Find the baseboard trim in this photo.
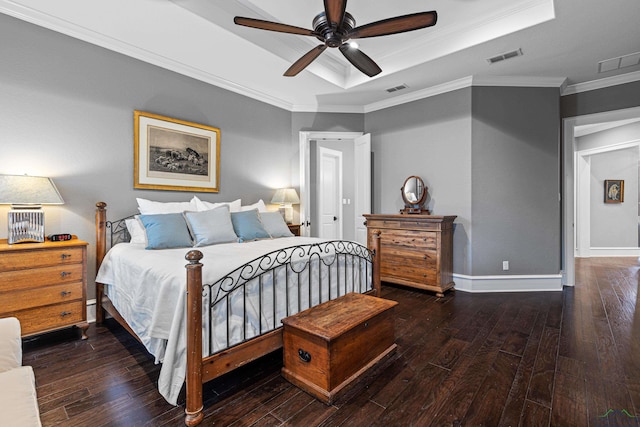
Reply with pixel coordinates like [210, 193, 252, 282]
[87, 298, 96, 324]
[452, 273, 563, 293]
[584, 247, 640, 257]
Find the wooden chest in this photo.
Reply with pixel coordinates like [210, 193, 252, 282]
[281, 293, 397, 404]
[364, 214, 456, 297]
[0, 238, 89, 338]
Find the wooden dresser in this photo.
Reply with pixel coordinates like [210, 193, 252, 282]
[364, 214, 456, 297]
[0, 238, 89, 339]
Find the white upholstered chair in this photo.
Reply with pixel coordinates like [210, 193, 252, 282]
[0, 317, 42, 427]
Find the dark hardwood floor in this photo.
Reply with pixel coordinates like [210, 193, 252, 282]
[23, 257, 640, 426]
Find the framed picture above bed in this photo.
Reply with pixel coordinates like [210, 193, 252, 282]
[134, 110, 220, 193]
[604, 179, 624, 203]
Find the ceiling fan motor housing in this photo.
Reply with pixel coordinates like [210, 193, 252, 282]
[313, 12, 355, 48]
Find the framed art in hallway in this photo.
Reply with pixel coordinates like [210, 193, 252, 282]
[134, 110, 220, 192]
[604, 179, 624, 203]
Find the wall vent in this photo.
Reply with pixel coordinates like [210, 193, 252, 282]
[386, 84, 409, 93]
[598, 51, 640, 73]
[487, 48, 523, 64]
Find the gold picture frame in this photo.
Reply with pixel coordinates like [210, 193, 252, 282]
[134, 111, 220, 193]
[604, 179, 624, 203]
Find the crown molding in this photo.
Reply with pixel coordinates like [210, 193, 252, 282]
[362, 76, 474, 113]
[472, 75, 566, 88]
[561, 70, 640, 96]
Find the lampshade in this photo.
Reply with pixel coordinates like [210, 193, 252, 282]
[271, 188, 300, 205]
[0, 175, 64, 205]
[0, 174, 64, 244]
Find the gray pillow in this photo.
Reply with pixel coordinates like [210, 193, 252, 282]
[183, 205, 238, 247]
[230, 209, 271, 242]
[260, 212, 294, 238]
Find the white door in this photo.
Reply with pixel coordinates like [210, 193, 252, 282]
[354, 134, 371, 245]
[318, 147, 343, 239]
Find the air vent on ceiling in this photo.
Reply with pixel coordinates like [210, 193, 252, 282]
[598, 51, 640, 73]
[386, 84, 409, 93]
[487, 48, 523, 64]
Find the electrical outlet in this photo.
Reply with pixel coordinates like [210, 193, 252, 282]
[502, 261, 509, 271]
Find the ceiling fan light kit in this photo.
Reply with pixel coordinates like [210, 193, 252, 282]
[234, 0, 437, 77]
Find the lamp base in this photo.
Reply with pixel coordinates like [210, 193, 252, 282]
[8, 209, 45, 244]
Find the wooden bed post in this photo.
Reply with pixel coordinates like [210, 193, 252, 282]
[372, 231, 382, 296]
[95, 202, 107, 324]
[185, 250, 204, 426]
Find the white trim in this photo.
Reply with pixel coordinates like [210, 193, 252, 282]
[584, 248, 640, 257]
[452, 273, 563, 293]
[299, 131, 364, 237]
[363, 77, 473, 113]
[472, 75, 566, 88]
[577, 139, 640, 156]
[561, 70, 640, 96]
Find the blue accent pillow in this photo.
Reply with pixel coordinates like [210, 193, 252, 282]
[183, 205, 238, 247]
[230, 209, 271, 242]
[139, 213, 193, 249]
[260, 212, 294, 238]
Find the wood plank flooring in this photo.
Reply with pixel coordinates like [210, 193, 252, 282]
[23, 257, 640, 426]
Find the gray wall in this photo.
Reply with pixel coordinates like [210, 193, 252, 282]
[589, 147, 638, 247]
[365, 88, 473, 275]
[471, 86, 561, 276]
[561, 81, 640, 119]
[0, 14, 294, 298]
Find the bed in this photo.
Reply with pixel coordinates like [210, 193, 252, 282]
[94, 201, 381, 426]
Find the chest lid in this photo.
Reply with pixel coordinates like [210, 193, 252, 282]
[282, 293, 397, 341]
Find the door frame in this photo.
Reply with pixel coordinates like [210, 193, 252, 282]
[299, 131, 364, 237]
[562, 105, 640, 286]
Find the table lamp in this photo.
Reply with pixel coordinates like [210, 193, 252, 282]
[0, 174, 65, 244]
[271, 188, 300, 224]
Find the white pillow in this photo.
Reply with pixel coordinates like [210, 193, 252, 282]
[240, 199, 267, 213]
[125, 216, 147, 245]
[136, 198, 197, 215]
[192, 196, 241, 213]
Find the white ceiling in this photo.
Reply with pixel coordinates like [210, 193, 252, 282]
[1, 0, 639, 112]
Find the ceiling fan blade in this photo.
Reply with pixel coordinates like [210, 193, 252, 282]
[348, 11, 437, 39]
[284, 45, 328, 76]
[339, 44, 382, 77]
[234, 17, 317, 36]
[324, 0, 347, 28]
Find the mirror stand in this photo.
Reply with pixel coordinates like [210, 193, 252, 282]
[400, 175, 430, 215]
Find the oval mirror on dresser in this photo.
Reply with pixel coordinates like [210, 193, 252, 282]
[400, 176, 429, 214]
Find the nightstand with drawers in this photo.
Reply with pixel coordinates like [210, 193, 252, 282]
[0, 237, 89, 339]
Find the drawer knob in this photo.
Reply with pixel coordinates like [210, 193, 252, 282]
[364, 321, 369, 328]
[61, 253, 72, 260]
[298, 349, 312, 363]
[60, 271, 72, 278]
[60, 311, 72, 317]
[61, 290, 72, 297]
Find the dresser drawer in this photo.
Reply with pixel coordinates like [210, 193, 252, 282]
[0, 264, 84, 292]
[367, 218, 444, 232]
[378, 229, 437, 250]
[13, 301, 84, 336]
[0, 281, 83, 313]
[0, 247, 84, 271]
[380, 255, 437, 283]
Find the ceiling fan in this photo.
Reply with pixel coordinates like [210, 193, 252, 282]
[234, 0, 437, 77]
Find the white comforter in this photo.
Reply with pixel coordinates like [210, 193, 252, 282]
[95, 237, 368, 405]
